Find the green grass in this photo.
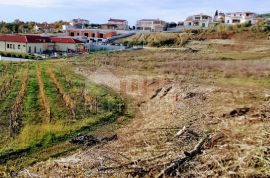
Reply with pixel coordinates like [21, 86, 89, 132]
[22, 65, 41, 125]
[0, 61, 126, 176]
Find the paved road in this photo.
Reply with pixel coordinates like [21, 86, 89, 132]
[0, 56, 33, 62]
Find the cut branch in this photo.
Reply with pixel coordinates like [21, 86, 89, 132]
[155, 134, 210, 178]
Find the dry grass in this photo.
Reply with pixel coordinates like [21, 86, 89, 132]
[117, 33, 192, 47]
[17, 35, 270, 178]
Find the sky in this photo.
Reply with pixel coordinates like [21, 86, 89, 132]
[0, 0, 269, 25]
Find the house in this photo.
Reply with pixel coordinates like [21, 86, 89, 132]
[70, 18, 90, 28]
[225, 12, 257, 25]
[102, 18, 129, 30]
[136, 19, 166, 32]
[184, 14, 213, 28]
[267, 18, 270, 26]
[66, 29, 117, 42]
[213, 10, 225, 23]
[0, 35, 86, 54]
[34, 23, 55, 32]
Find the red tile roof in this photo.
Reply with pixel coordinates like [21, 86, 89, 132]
[49, 37, 83, 43]
[0, 35, 83, 44]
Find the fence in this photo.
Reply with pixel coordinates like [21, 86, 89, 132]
[88, 43, 126, 52]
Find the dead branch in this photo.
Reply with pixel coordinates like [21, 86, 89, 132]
[98, 152, 168, 172]
[175, 126, 187, 137]
[150, 88, 162, 100]
[155, 134, 210, 178]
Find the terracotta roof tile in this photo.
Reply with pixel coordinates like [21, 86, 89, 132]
[0, 35, 83, 44]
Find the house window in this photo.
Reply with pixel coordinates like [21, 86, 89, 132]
[232, 19, 240, 23]
[18, 45, 21, 49]
[34, 46, 37, 53]
[13, 44, 15, 49]
[29, 47, 31, 53]
[84, 33, 89, 37]
[7, 44, 9, 48]
[77, 33, 80, 36]
[227, 20, 230, 24]
[70, 32, 75, 36]
[189, 22, 192, 26]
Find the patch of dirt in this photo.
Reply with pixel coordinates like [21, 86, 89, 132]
[18, 46, 270, 177]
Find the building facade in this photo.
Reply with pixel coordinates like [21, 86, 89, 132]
[70, 18, 90, 26]
[213, 11, 225, 23]
[184, 14, 213, 28]
[34, 23, 55, 32]
[66, 29, 117, 42]
[225, 12, 257, 25]
[0, 35, 86, 54]
[136, 19, 166, 32]
[102, 18, 129, 30]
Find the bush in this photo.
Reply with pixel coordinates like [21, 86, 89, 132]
[0, 51, 37, 59]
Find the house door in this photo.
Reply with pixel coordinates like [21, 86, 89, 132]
[202, 23, 206, 28]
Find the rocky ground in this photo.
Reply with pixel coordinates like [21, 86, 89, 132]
[19, 39, 270, 178]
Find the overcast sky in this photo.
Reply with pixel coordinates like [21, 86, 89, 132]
[0, 0, 269, 25]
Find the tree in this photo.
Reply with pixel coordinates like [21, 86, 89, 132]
[0, 26, 11, 33]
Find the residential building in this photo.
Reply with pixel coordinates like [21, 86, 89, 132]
[184, 14, 213, 28]
[70, 18, 90, 28]
[102, 18, 129, 30]
[34, 23, 55, 32]
[225, 12, 257, 25]
[0, 35, 86, 54]
[213, 11, 225, 23]
[267, 18, 270, 26]
[66, 29, 117, 42]
[136, 19, 166, 32]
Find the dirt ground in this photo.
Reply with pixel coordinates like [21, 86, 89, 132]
[19, 39, 270, 177]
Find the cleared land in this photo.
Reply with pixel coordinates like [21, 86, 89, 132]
[1, 31, 270, 177]
[16, 31, 270, 178]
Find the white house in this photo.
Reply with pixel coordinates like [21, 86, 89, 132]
[101, 18, 129, 30]
[225, 12, 257, 25]
[70, 18, 90, 28]
[0, 35, 86, 54]
[136, 19, 166, 32]
[213, 11, 226, 23]
[184, 14, 213, 28]
[34, 23, 55, 32]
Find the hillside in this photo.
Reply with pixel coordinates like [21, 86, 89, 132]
[16, 33, 270, 177]
[117, 30, 269, 48]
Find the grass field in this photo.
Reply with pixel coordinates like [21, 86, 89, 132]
[0, 61, 125, 176]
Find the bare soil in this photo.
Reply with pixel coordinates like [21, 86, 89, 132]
[19, 38, 270, 178]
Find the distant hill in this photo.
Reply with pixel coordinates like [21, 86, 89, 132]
[258, 13, 270, 18]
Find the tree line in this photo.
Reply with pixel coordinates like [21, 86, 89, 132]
[0, 19, 69, 34]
